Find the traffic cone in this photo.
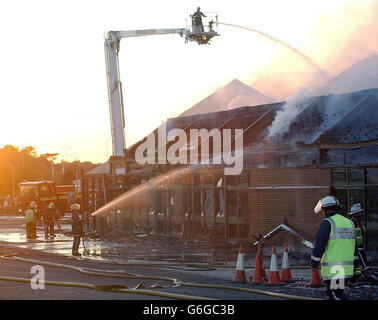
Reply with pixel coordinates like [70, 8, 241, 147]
[262, 263, 267, 280]
[268, 245, 281, 285]
[310, 267, 322, 287]
[281, 243, 292, 281]
[251, 244, 264, 284]
[234, 245, 247, 283]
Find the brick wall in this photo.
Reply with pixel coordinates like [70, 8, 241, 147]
[248, 168, 331, 244]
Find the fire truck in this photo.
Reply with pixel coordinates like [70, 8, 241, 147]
[17, 181, 82, 216]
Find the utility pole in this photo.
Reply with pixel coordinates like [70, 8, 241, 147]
[75, 157, 79, 181]
[11, 165, 15, 200]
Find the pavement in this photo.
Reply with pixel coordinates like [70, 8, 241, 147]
[0, 214, 376, 300]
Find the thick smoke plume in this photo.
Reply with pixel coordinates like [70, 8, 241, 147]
[265, 0, 378, 141]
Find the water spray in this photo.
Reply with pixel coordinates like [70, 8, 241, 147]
[91, 167, 193, 218]
[218, 22, 328, 76]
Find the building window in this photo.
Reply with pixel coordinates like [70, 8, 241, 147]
[366, 187, 378, 223]
[332, 168, 347, 185]
[349, 168, 364, 185]
[39, 185, 49, 197]
[348, 189, 365, 212]
[366, 168, 378, 185]
[333, 189, 348, 216]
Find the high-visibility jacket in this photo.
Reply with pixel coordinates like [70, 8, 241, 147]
[350, 217, 365, 247]
[321, 214, 356, 280]
[25, 209, 35, 224]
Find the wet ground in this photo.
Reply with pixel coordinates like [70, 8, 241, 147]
[0, 214, 377, 300]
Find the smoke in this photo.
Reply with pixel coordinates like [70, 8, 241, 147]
[267, 85, 371, 144]
[265, 68, 328, 141]
[238, 1, 378, 102]
[318, 0, 378, 76]
[266, 87, 313, 141]
[265, 0, 378, 142]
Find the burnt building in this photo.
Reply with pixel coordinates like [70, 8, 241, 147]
[83, 88, 378, 248]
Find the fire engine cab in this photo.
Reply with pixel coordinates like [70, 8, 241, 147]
[18, 181, 82, 215]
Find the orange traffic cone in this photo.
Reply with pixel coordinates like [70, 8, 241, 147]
[234, 245, 247, 283]
[251, 244, 264, 284]
[268, 245, 281, 285]
[262, 263, 267, 281]
[281, 243, 292, 281]
[310, 267, 322, 287]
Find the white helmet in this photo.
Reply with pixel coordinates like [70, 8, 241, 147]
[349, 203, 363, 216]
[314, 196, 340, 214]
[70, 203, 80, 211]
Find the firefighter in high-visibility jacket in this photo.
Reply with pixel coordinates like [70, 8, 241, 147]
[349, 203, 369, 279]
[311, 196, 359, 300]
[25, 202, 37, 239]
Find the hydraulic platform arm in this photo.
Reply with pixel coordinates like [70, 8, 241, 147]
[104, 28, 189, 158]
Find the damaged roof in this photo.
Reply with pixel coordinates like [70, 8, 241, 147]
[319, 92, 378, 143]
[125, 88, 378, 169]
[273, 88, 378, 145]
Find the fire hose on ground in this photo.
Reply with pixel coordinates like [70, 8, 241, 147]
[0, 253, 320, 300]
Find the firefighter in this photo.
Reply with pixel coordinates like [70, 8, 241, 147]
[71, 203, 83, 256]
[25, 202, 37, 239]
[311, 196, 359, 300]
[349, 203, 369, 279]
[43, 202, 59, 238]
[191, 7, 206, 33]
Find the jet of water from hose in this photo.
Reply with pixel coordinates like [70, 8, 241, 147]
[219, 22, 328, 77]
[91, 167, 193, 218]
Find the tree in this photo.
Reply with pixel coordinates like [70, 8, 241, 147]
[0, 145, 98, 196]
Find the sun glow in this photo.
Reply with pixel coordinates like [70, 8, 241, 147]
[0, 0, 376, 163]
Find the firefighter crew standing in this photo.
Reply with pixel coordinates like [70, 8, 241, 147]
[349, 203, 369, 277]
[311, 196, 359, 300]
[71, 203, 83, 256]
[25, 202, 37, 239]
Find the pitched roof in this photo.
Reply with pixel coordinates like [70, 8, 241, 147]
[86, 161, 110, 175]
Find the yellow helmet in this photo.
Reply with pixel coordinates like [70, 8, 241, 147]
[70, 203, 80, 211]
[48, 202, 55, 209]
[30, 202, 37, 208]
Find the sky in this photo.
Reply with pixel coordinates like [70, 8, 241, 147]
[0, 0, 377, 164]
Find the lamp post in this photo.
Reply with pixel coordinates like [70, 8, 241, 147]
[11, 165, 15, 200]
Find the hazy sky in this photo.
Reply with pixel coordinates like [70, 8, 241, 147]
[0, 0, 376, 163]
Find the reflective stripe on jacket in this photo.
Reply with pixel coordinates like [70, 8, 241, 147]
[321, 214, 355, 280]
